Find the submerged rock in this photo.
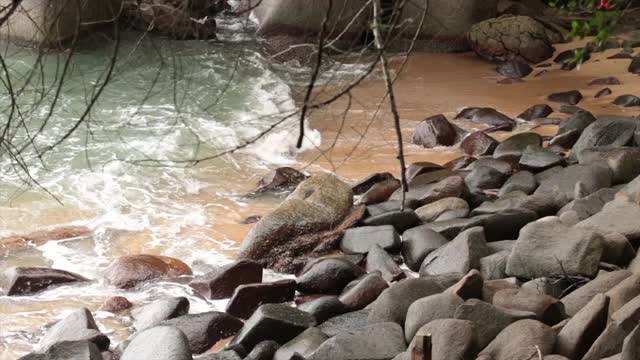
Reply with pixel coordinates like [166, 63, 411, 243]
[517, 104, 553, 121]
[613, 95, 640, 107]
[0, 267, 88, 296]
[460, 131, 499, 157]
[256, 167, 308, 193]
[496, 60, 533, 78]
[104, 254, 192, 289]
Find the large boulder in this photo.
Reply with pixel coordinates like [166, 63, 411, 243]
[161, 312, 243, 354]
[577, 147, 640, 185]
[104, 254, 192, 289]
[226, 280, 296, 319]
[468, 15, 555, 63]
[239, 174, 353, 269]
[367, 278, 445, 326]
[189, 260, 262, 300]
[404, 293, 464, 342]
[577, 198, 640, 244]
[0, 267, 87, 296]
[132, 297, 190, 331]
[20, 341, 102, 360]
[534, 164, 612, 205]
[419, 227, 490, 276]
[561, 270, 632, 317]
[570, 116, 638, 161]
[392, 0, 497, 52]
[506, 217, 604, 279]
[555, 294, 609, 359]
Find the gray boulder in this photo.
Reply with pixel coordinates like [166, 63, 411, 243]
[499, 170, 538, 196]
[161, 312, 243, 354]
[239, 174, 353, 268]
[38, 308, 109, 353]
[273, 328, 328, 360]
[578, 147, 640, 184]
[561, 270, 632, 316]
[367, 278, 445, 326]
[0, 267, 87, 296]
[401, 226, 449, 271]
[308, 322, 406, 360]
[121, 326, 191, 360]
[19, 341, 102, 360]
[571, 116, 638, 161]
[556, 294, 609, 359]
[480, 251, 510, 280]
[577, 198, 640, 244]
[414, 197, 469, 223]
[534, 164, 612, 205]
[479, 320, 556, 360]
[419, 227, 490, 276]
[318, 309, 370, 337]
[340, 226, 400, 254]
[557, 187, 618, 221]
[408, 319, 477, 360]
[493, 132, 543, 159]
[132, 297, 190, 331]
[506, 217, 604, 279]
[404, 293, 464, 342]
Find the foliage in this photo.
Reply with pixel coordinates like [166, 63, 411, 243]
[547, 0, 622, 64]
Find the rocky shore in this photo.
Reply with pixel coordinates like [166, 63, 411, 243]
[5, 74, 640, 358]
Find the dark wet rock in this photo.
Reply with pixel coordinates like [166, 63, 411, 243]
[308, 322, 406, 360]
[493, 288, 566, 325]
[577, 197, 640, 244]
[256, 167, 308, 193]
[340, 225, 400, 254]
[556, 294, 609, 359]
[472, 190, 560, 217]
[318, 309, 370, 337]
[596, 88, 613, 98]
[161, 312, 243, 354]
[226, 280, 296, 319]
[455, 107, 516, 130]
[461, 131, 499, 157]
[104, 254, 192, 289]
[407, 169, 453, 187]
[367, 278, 445, 326]
[480, 251, 509, 280]
[465, 166, 508, 191]
[132, 297, 190, 331]
[443, 156, 476, 171]
[273, 328, 327, 360]
[391, 175, 467, 208]
[559, 104, 587, 115]
[614, 94, 640, 107]
[401, 226, 449, 271]
[100, 296, 132, 313]
[444, 269, 483, 300]
[404, 293, 464, 342]
[609, 51, 634, 59]
[455, 298, 535, 349]
[493, 132, 543, 160]
[629, 57, 640, 74]
[239, 174, 353, 270]
[506, 217, 604, 279]
[480, 208, 539, 241]
[365, 244, 406, 283]
[578, 147, 640, 184]
[548, 90, 583, 105]
[467, 15, 555, 63]
[589, 76, 621, 86]
[419, 227, 490, 276]
[571, 116, 638, 160]
[535, 164, 612, 204]
[464, 191, 499, 209]
[358, 178, 401, 206]
[244, 340, 280, 360]
[582, 322, 630, 360]
[126, 0, 219, 40]
[406, 319, 476, 360]
[366, 200, 421, 217]
[479, 319, 556, 360]
[499, 170, 537, 196]
[298, 296, 347, 324]
[297, 258, 364, 295]
[414, 197, 469, 223]
[37, 308, 110, 352]
[189, 260, 262, 300]
[411, 114, 465, 148]
[496, 60, 533, 78]
[241, 215, 262, 224]
[517, 104, 553, 121]
[419, 217, 486, 240]
[405, 162, 445, 183]
[519, 145, 565, 172]
[352, 173, 396, 195]
[561, 270, 631, 316]
[229, 304, 316, 352]
[361, 209, 421, 233]
[0, 267, 88, 296]
[551, 111, 597, 149]
[468, 157, 515, 176]
[120, 326, 191, 360]
[554, 48, 585, 64]
[339, 272, 388, 311]
[20, 341, 102, 360]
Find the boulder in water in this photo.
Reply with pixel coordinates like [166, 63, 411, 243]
[0, 267, 88, 296]
[411, 114, 465, 148]
[256, 167, 308, 193]
[104, 254, 192, 289]
[238, 174, 353, 270]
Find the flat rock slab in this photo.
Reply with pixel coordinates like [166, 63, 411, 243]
[340, 225, 400, 254]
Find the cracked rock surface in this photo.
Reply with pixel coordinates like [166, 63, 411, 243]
[467, 15, 555, 64]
